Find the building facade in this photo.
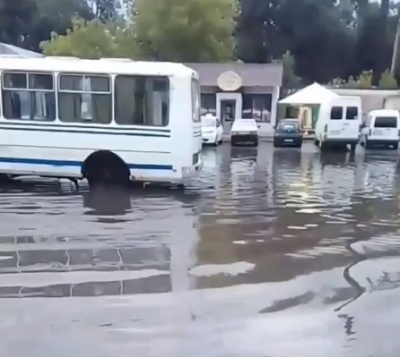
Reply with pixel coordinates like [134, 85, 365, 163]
[187, 62, 283, 135]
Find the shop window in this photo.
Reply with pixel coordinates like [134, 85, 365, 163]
[200, 93, 216, 116]
[242, 93, 272, 122]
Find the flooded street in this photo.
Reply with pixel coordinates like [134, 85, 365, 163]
[1, 142, 400, 356]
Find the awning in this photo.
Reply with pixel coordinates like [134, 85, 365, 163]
[279, 82, 339, 105]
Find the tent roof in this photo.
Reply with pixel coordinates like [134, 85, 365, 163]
[0, 43, 43, 58]
[279, 82, 339, 105]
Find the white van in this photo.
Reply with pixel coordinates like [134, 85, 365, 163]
[201, 114, 223, 145]
[315, 96, 362, 151]
[360, 109, 400, 149]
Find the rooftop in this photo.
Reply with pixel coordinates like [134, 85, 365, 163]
[186, 62, 283, 87]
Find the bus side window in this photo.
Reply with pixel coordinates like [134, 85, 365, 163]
[58, 74, 112, 124]
[2, 71, 56, 121]
[114, 75, 169, 127]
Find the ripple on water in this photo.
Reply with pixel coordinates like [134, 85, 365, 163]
[0, 144, 400, 355]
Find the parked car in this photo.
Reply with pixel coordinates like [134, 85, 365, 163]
[201, 114, 223, 145]
[231, 118, 259, 146]
[273, 119, 303, 148]
[360, 109, 400, 150]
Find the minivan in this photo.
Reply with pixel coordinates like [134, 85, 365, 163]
[360, 109, 400, 150]
[314, 96, 362, 151]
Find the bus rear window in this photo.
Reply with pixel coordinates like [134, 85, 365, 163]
[330, 106, 343, 120]
[374, 116, 398, 128]
[346, 106, 358, 120]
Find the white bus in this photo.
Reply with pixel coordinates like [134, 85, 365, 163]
[0, 57, 202, 186]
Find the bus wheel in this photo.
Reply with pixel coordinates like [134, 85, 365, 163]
[82, 150, 130, 188]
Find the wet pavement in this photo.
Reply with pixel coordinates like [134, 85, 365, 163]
[1, 142, 400, 356]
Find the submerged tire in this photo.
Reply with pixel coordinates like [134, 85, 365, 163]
[82, 150, 130, 188]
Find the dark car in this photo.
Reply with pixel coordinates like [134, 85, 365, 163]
[273, 119, 303, 148]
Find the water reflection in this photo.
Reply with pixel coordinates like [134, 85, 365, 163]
[1, 143, 400, 355]
[0, 186, 201, 297]
[83, 187, 131, 216]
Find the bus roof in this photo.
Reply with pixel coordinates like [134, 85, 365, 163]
[0, 56, 197, 77]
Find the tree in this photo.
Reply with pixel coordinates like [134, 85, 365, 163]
[131, 0, 238, 62]
[0, 0, 38, 47]
[24, 0, 93, 51]
[236, 0, 280, 63]
[282, 50, 301, 89]
[358, 70, 373, 88]
[275, 0, 355, 83]
[40, 17, 136, 58]
[379, 69, 398, 89]
[94, 0, 116, 21]
[235, 0, 356, 83]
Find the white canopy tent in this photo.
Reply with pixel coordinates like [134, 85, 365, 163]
[0, 43, 43, 58]
[279, 82, 339, 105]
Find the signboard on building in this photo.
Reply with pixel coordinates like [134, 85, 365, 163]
[217, 71, 242, 91]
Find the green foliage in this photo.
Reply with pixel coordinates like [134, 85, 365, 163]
[95, 0, 116, 21]
[40, 16, 139, 59]
[40, 0, 237, 62]
[131, 0, 238, 62]
[282, 51, 301, 89]
[36, 0, 93, 25]
[2, 0, 400, 87]
[40, 17, 123, 58]
[330, 69, 400, 89]
[0, 0, 38, 47]
[330, 71, 372, 89]
[378, 69, 398, 89]
[358, 70, 373, 89]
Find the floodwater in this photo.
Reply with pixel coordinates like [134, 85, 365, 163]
[1, 142, 400, 356]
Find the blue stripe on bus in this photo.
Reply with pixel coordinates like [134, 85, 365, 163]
[0, 121, 171, 133]
[0, 126, 171, 137]
[0, 157, 173, 170]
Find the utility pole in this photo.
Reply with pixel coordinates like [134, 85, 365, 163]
[390, 16, 400, 74]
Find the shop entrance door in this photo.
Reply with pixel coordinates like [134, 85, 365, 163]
[217, 93, 242, 134]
